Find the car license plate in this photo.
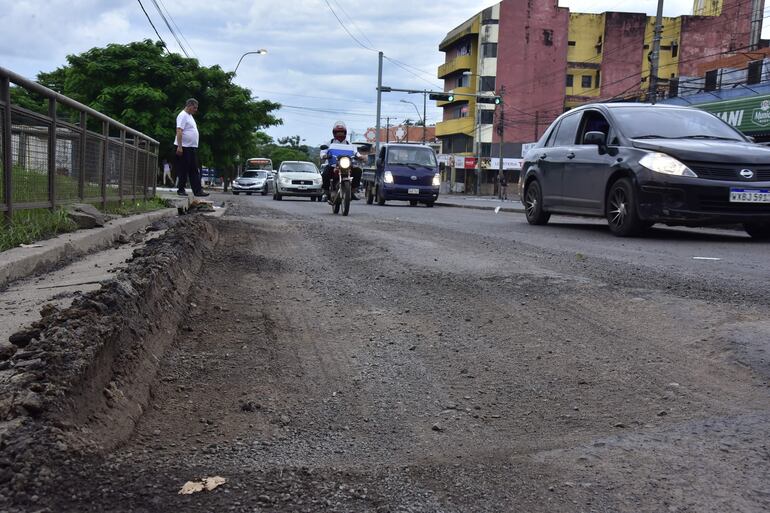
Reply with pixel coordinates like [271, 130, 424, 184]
[730, 188, 770, 203]
[408, 188, 419, 195]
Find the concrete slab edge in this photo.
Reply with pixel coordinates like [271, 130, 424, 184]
[0, 208, 178, 289]
[435, 201, 525, 214]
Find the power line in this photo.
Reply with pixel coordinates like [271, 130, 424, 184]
[323, 0, 377, 52]
[156, 0, 197, 58]
[149, 0, 189, 57]
[136, 0, 169, 52]
[331, 0, 376, 50]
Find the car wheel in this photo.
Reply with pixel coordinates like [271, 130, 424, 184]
[425, 201, 434, 208]
[743, 222, 770, 240]
[606, 178, 646, 237]
[524, 180, 550, 225]
[376, 185, 386, 206]
[409, 200, 418, 206]
[261, 186, 267, 196]
[232, 191, 239, 195]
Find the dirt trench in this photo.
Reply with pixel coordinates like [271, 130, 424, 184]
[2, 203, 770, 512]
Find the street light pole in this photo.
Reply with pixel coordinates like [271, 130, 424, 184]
[234, 49, 268, 75]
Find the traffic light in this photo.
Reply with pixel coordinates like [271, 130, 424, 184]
[429, 92, 455, 102]
[477, 96, 502, 104]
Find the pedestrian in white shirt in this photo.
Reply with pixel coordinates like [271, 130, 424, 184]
[174, 98, 208, 197]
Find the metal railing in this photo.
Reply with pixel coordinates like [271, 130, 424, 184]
[1, 66, 159, 221]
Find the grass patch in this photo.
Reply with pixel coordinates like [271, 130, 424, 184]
[103, 197, 170, 216]
[0, 197, 169, 253]
[0, 208, 77, 252]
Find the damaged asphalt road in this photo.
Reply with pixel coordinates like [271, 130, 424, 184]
[2, 198, 770, 512]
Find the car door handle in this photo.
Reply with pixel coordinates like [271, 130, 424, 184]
[567, 152, 576, 159]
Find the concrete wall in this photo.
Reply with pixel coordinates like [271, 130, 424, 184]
[496, 0, 570, 144]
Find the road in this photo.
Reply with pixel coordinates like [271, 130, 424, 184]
[18, 193, 770, 512]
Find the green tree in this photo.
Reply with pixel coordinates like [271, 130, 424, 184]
[27, 40, 282, 185]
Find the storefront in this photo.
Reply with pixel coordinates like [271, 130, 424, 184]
[694, 94, 770, 143]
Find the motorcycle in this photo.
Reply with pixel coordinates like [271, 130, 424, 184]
[322, 143, 360, 216]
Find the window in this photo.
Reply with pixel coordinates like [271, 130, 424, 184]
[482, 43, 498, 58]
[577, 111, 610, 144]
[543, 29, 553, 46]
[566, 74, 574, 87]
[704, 69, 718, 91]
[480, 110, 495, 124]
[595, 70, 600, 88]
[481, 7, 498, 25]
[568, 41, 576, 46]
[671, 42, 678, 57]
[581, 75, 592, 88]
[480, 143, 492, 158]
[748, 60, 762, 85]
[480, 76, 496, 92]
[551, 114, 581, 147]
[457, 74, 470, 88]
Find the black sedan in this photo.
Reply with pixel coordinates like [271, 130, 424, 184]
[519, 103, 770, 238]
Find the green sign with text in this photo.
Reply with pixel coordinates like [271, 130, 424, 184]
[696, 94, 770, 135]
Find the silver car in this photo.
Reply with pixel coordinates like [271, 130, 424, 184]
[232, 170, 274, 195]
[273, 161, 323, 201]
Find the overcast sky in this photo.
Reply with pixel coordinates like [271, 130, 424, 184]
[2, 0, 767, 146]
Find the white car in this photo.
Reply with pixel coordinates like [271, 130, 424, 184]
[232, 170, 274, 195]
[273, 161, 323, 201]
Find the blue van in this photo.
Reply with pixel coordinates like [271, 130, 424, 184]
[362, 143, 442, 207]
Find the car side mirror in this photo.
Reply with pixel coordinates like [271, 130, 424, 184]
[439, 162, 446, 172]
[320, 145, 329, 150]
[584, 131, 606, 146]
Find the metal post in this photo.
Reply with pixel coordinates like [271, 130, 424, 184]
[101, 121, 108, 210]
[422, 90, 427, 144]
[78, 112, 86, 200]
[474, 96, 480, 196]
[48, 97, 57, 211]
[132, 135, 138, 200]
[119, 128, 125, 204]
[497, 101, 504, 198]
[375, 51, 383, 155]
[386, 117, 390, 144]
[648, 0, 664, 104]
[1, 76, 12, 222]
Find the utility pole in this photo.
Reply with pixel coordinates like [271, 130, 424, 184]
[497, 86, 505, 196]
[422, 90, 427, 144]
[376, 51, 383, 155]
[386, 117, 391, 144]
[648, 0, 664, 104]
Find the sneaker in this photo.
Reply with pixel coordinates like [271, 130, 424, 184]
[177, 191, 187, 196]
[194, 192, 210, 197]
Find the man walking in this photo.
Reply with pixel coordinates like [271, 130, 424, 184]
[174, 98, 208, 197]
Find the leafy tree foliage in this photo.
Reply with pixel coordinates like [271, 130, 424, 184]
[252, 134, 315, 169]
[15, 40, 281, 178]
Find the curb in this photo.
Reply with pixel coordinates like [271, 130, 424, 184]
[435, 201, 525, 214]
[0, 208, 179, 289]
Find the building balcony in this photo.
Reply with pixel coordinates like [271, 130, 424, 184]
[435, 117, 475, 137]
[438, 55, 474, 79]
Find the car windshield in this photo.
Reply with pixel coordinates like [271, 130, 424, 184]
[280, 163, 318, 173]
[241, 171, 266, 178]
[611, 107, 745, 141]
[386, 148, 437, 167]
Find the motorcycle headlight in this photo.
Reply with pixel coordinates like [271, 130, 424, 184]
[639, 152, 697, 177]
[384, 171, 394, 184]
[432, 173, 440, 186]
[339, 156, 352, 170]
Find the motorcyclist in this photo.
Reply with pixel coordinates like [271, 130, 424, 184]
[320, 121, 362, 201]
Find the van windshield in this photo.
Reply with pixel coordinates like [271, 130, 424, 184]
[387, 147, 437, 167]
